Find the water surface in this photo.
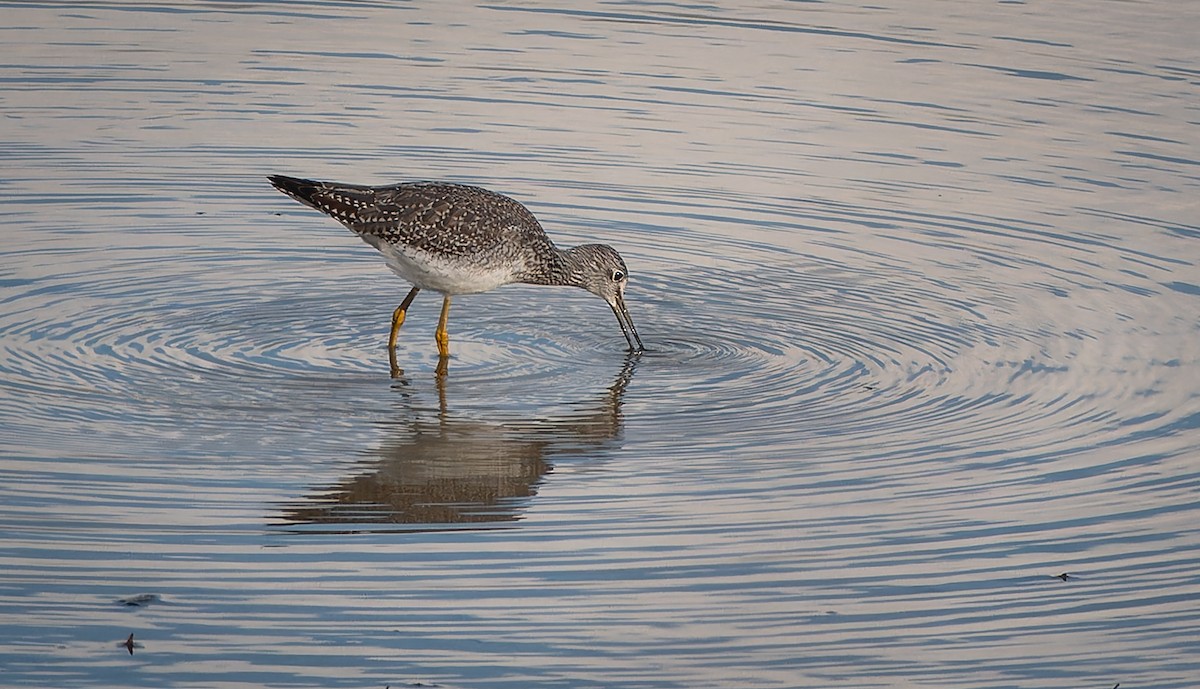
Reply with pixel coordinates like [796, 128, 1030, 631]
[1, 1, 1198, 687]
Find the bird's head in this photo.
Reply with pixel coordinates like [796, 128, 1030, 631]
[566, 244, 644, 352]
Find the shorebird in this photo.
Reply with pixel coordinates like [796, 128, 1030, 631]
[268, 175, 643, 373]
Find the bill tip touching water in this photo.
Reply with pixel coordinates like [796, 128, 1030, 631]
[267, 174, 644, 374]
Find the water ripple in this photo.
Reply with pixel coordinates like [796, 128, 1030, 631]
[2, 1, 1198, 684]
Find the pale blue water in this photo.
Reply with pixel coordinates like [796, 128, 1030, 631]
[1, 2, 1197, 687]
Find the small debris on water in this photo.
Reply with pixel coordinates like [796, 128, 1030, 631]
[117, 593, 160, 607]
[120, 633, 142, 655]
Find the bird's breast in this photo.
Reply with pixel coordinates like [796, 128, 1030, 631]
[375, 242, 522, 295]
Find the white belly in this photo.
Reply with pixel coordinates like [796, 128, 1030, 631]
[377, 243, 521, 295]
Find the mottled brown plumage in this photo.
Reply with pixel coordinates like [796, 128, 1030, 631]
[272, 177, 551, 263]
[268, 174, 644, 367]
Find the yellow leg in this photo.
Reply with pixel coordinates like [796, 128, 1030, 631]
[388, 286, 420, 378]
[435, 355, 449, 379]
[388, 287, 421, 350]
[435, 295, 452, 359]
[388, 306, 405, 350]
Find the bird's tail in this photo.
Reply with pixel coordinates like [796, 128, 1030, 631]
[267, 174, 323, 207]
[267, 175, 377, 224]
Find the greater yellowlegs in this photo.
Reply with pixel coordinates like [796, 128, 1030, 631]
[268, 175, 643, 371]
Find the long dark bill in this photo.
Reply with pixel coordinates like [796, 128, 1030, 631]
[610, 292, 645, 353]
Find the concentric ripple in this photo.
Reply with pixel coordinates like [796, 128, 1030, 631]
[576, 188, 1198, 481]
[2, 187, 1189, 472]
[2, 0, 1198, 686]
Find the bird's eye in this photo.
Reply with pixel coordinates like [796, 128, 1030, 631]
[611, 269, 625, 282]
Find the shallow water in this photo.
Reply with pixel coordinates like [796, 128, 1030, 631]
[2, 1, 1198, 687]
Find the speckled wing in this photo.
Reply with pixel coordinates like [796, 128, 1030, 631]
[364, 183, 548, 257]
[268, 175, 549, 258]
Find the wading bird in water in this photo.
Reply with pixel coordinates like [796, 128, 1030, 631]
[269, 175, 643, 375]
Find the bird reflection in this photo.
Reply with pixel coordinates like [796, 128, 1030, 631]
[278, 356, 637, 532]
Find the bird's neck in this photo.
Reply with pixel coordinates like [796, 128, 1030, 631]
[523, 244, 587, 288]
